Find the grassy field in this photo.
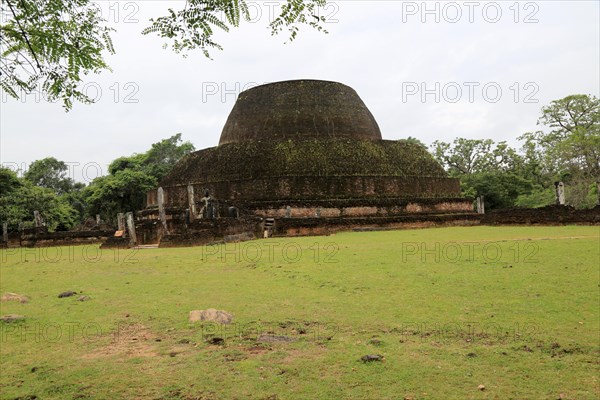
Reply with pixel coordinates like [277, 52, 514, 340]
[0, 225, 598, 399]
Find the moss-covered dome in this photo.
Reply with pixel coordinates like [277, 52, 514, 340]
[161, 139, 446, 187]
[219, 80, 382, 145]
[157, 80, 460, 202]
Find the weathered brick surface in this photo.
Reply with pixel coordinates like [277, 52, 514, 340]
[154, 176, 463, 208]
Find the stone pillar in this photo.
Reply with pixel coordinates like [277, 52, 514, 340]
[96, 214, 101, 225]
[316, 207, 322, 218]
[157, 187, 169, 234]
[117, 213, 125, 231]
[126, 212, 137, 246]
[476, 196, 485, 214]
[187, 184, 196, 222]
[33, 211, 43, 227]
[285, 206, 291, 218]
[2, 222, 8, 244]
[554, 181, 565, 205]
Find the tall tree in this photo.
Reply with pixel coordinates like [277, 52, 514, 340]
[85, 134, 195, 221]
[0, 171, 79, 231]
[520, 95, 600, 178]
[432, 138, 522, 176]
[0, 167, 22, 195]
[518, 94, 599, 208]
[144, 133, 196, 180]
[84, 169, 157, 223]
[24, 157, 78, 194]
[538, 94, 599, 139]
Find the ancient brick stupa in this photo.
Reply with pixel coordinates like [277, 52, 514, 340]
[140, 80, 474, 245]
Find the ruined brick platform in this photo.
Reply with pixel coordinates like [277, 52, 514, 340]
[138, 80, 477, 246]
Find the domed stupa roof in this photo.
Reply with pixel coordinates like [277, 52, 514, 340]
[158, 79, 459, 202]
[219, 80, 382, 145]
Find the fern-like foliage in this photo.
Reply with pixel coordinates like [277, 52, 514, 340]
[0, 0, 115, 110]
[142, 0, 329, 57]
[0, 0, 330, 109]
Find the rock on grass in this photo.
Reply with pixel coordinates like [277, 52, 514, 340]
[1, 292, 29, 303]
[360, 354, 384, 363]
[189, 309, 233, 324]
[0, 314, 25, 323]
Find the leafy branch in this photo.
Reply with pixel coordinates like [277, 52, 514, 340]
[142, 0, 329, 58]
[0, 0, 115, 110]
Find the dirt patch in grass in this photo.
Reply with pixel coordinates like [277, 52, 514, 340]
[280, 346, 328, 364]
[82, 324, 159, 359]
[246, 345, 271, 355]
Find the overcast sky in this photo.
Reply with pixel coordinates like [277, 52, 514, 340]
[1, 0, 598, 183]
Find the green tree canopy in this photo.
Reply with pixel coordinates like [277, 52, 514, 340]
[538, 94, 600, 139]
[431, 138, 522, 177]
[0, 167, 22, 195]
[0, 177, 79, 231]
[430, 95, 599, 209]
[518, 94, 599, 207]
[460, 172, 533, 210]
[85, 134, 195, 221]
[23, 157, 81, 194]
[84, 169, 157, 222]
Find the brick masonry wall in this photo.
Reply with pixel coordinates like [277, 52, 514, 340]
[250, 199, 473, 218]
[151, 176, 463, 208]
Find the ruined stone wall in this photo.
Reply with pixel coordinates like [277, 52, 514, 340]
[482, 205, 600, 225]
[9, 229, 115, 248]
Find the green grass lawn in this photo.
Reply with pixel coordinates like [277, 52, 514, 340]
[1, 225, 598, 399]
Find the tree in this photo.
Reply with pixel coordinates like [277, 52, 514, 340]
[24, 157, 78, 194]
[84, 133, 195, 221]
[0, 178, 79, 231]
[0, 167, 22, 195]
[514, 187, 556, 209]
[1, 0, 329, 109]
[84, 169, 157, 222]
[431, 138, 522, 176]
[106, 133, 195, 181]
[538, 94, 599, 139]
[518, 94, 600, 208]
[431, 138, 529, 210]
[144, 133, 196, 180]
[521, 95, 600, 177]
[460, 172, 533, 210]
